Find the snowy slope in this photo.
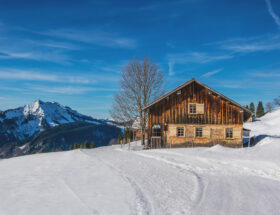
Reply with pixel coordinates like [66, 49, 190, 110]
[0, 142, 280, 215]
[244, 107, 280, 137]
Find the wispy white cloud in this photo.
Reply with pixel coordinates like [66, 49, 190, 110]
[0, 69, 95, 84]
[213, 34, 280, 53]
[0, 50, 70, 64]
[166, 42, 175, 48]
[218, 83, 247, 89]
[253, 73, 280, 77]
[221, 40, 280, 53]
[0, 23, 74, 64]
[139, 0, 190, 11]
[222, 43, 280, 52]
[265, 0, 280, 28]
[0, 22, 131, 65]
[42, 29, 137, 49]
[168, 61, 174, 76]
[249, 68, 280, 77]
[31, 86, 117, 94]
[23, 39, 81, 50]
[167, 52, 233, 65]
[201, 68, 223, 78]
[166, 52, 232, 75]
[0, 68, 120, 84]
[0, 86, 26, 92]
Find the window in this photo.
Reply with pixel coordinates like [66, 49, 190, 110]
[189, 104, 196, 114]
[177, 127, 184, 137]
[195, 128, 203, 137]
[188, 103, 204, 114]
[226, 128, 233, 138]
[152, 125, 161, 137]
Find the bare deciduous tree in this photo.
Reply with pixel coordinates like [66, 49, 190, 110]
[110, 57, 165, 146]
[265, 102, 274, 112]
[273, 97, 280, 107]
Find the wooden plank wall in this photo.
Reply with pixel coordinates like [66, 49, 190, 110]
[149, 82, 243, 126]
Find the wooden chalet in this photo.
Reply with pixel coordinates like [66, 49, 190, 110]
[143, 79, 252, 148]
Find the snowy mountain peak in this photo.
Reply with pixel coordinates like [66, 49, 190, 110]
[0, 100, 103, 143]
[24, 100, 43, 116]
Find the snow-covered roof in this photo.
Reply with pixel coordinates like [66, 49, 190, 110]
[131, 117, 147, 130]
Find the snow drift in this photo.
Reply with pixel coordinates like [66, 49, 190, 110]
[244, 107, 280, 137]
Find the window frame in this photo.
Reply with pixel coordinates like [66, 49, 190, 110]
[189, 103, 197, 114]
[195, 127, 203, 138]
[225, 128, 233, 139]
[152, 125, 161, 137]
[177, 127, 184, 137]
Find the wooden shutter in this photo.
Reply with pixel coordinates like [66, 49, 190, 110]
[233, 128, 241, 139]
[203, 127, 211, 138]
[196, 103, 204, 114]
[169, 126, 177, 137]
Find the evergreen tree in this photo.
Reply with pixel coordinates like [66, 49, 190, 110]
[84, 140, 90, 149]
[128, 130, 133, 141]
[249, 102, 255, 116]
[69, 145, 73, 150]
[90, 141, 95, 148]
[256, 101, 265, 118]
[123, 129, 133, 142]
[73, 143, 79, 149]
[274, 97, 280, 107]
[123, 130, 127, 142]
[118, 132, 123, 144]
[51, 149, 55, 152]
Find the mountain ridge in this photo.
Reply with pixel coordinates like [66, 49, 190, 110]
[0, 100, 121, 158]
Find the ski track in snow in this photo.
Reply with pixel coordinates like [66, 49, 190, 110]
[133, 151, 205, 210]
[1, 140, 280, 215]
[142, 149, 280, 182]
[60, 178, 98, 215]
[81, 150, 153, 215]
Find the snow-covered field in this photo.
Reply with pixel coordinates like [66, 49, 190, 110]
[0, 139, 280, 215]
[0, 109, 280, 215]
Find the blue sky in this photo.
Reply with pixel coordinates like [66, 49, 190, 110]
[0, 0, 280, 118]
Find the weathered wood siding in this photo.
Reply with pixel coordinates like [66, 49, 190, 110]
[148, 81, 243, 126]
[147, 81, 245, 148]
